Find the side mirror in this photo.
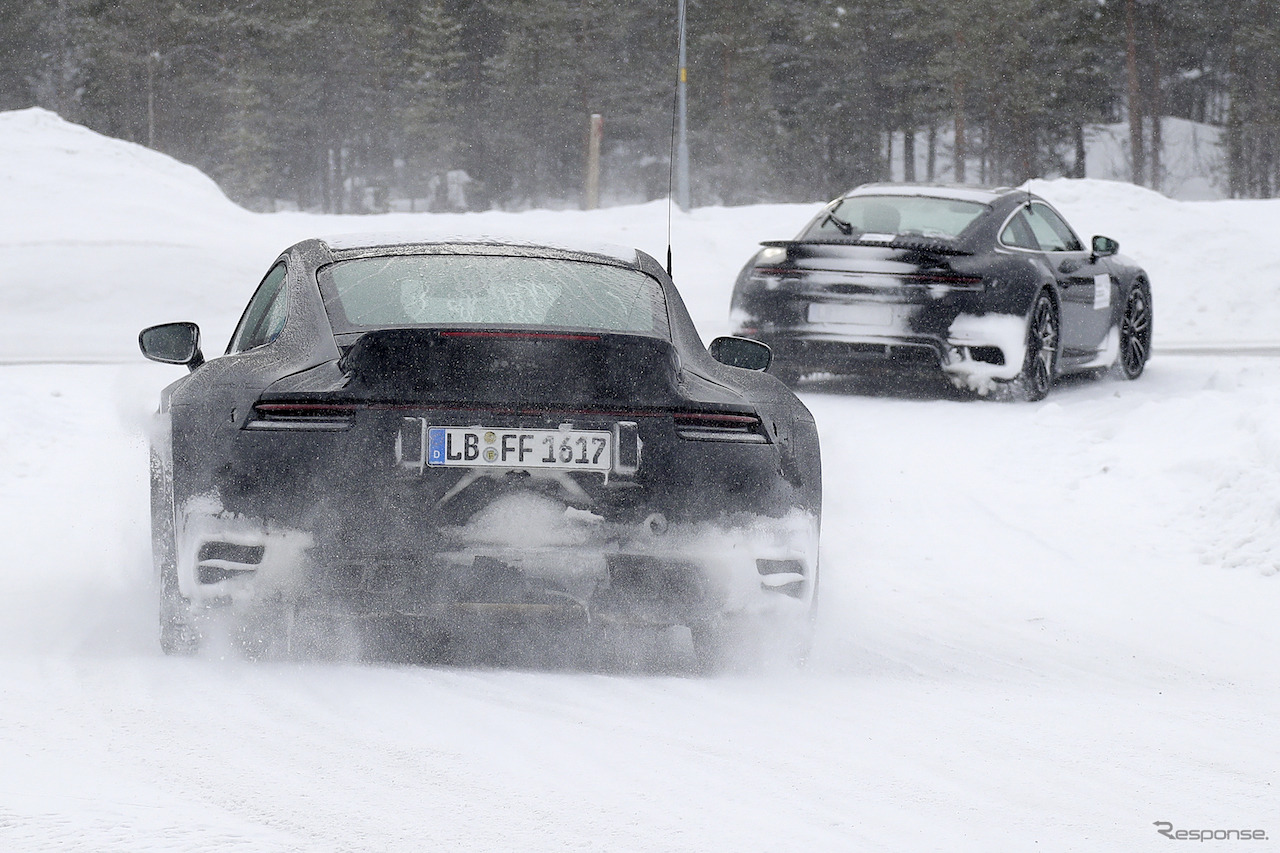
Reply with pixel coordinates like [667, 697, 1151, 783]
[139, 322, 204, 370]
[709, 336, 772, 371]
[1091, 235, 1119, 258]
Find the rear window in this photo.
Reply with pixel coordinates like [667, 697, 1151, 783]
[318, 254, 669, 337]
[805, 195, 988, 240]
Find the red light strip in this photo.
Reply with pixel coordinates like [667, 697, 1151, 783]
[254, 403, 358, 415]
[254, 402, 759, 424]
[438, 331, 602, 341]
[671, 412, 760, 424]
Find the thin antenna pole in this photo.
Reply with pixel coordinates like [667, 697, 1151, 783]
[675, 0, 690, 212]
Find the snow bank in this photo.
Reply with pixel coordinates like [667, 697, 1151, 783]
[0, 107, 249, 244]
[1029, 177, 1280, 346]
[1084, 118, 1226, 201]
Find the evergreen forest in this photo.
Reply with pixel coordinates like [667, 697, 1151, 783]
[3, 0, 1278, 211]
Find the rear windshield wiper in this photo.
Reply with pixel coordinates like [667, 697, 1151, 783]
[821, 209, 856, 236]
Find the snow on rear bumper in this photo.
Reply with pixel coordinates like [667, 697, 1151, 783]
[941, 313, 1027, 393]
[175, 492, 818, 626]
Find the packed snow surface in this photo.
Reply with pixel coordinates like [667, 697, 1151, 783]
[1, 109, 1278, 851]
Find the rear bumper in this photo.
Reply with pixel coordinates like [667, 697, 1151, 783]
[739, 311, 1028, 388]
[168, 402, 819, 629]
[176, 493, 819, 627]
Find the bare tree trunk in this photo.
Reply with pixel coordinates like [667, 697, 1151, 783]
[1149, 3, 1163, 193]
[322, 147, 334, 213]
[953, 30, 967, 183]
[903, 128, 916, 182]
[1126, 0, 1146, 186]
[1073, 124, 1086, 178]
[1226, 38, 1244, 198]
[979, 122, 988, 185]
[1262, 130, 1274, 198]
[927, 124, 937, 182]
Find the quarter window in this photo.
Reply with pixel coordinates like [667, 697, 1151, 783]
[228, 262, 288, 353]
[1000, 211, 1040, 250]
[1024, 203, 1083, 252]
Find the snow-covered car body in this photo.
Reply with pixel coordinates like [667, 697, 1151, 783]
[142, 238, 821, 660]
[730, 184, 1153, 399]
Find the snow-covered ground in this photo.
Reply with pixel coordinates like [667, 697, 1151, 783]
[1, 108, 1278, 850]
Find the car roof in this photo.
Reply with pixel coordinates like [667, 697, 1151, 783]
[317, 234, 643, 267]
[842, 183, 1021, 205]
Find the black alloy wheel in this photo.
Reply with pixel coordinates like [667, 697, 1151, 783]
[1019, 291, 1059, 402]
[1117, 285, 1152, 380]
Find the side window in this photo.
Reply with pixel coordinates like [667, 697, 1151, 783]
[1000, 211, 1039, 250]
[1024, 203, 1083, 252]
[228, 262, 288, 354]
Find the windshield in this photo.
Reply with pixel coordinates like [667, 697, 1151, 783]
[318, 254, 670, 337]
[805, 195, 988, 240]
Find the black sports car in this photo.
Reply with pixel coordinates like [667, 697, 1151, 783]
[141, 238, 821, 667]
[730, 184, 1153, 400]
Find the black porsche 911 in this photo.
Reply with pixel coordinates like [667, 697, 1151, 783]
[141, 238, 821, 668]
[729, 184, 1153, 400]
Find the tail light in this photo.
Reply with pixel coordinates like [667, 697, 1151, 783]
[900, 272, 983, 289]
[247, 401, 771, 447]
[673, 411, 769, 444]
[247, 402, 357, 431]
[750, 266, 801, 291]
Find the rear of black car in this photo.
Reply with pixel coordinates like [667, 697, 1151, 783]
[731, 239, 1001, 378]
[160, 244, 820, 657]
[729, 189, 1033, 386]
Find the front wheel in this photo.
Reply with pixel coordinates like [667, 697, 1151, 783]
[1016, 291, 1059, 402]
[1115, 284, 1153, 380]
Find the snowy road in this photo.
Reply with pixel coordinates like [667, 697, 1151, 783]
[1, 356, 1276, 852]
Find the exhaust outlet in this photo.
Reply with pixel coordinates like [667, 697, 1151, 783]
[644, 513, 669, 536]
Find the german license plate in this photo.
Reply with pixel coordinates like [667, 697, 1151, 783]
[808, 302, 893, 326]
[427, 427, 611, 471]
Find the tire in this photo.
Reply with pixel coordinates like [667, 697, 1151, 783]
[1115, 283, 1152, 380]
[152, 450, 199, 656]
[1016, 290, 1059, 402]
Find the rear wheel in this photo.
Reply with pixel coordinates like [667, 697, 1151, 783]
[153, 479, 200, 656]
[1016, 291, 1059, 402]
[1115, 284, 1152, 379]
[158, 564, 200, 655]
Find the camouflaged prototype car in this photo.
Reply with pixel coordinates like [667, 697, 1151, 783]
[141, 238, 821, 665]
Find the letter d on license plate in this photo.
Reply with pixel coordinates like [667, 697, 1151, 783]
[427, 427, 611, 471]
